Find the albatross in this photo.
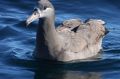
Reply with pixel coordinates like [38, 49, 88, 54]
[26, 0, 109, 62]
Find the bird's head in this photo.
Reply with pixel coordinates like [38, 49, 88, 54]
[26, 0, 54, 26]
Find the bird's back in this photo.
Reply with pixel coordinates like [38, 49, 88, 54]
[55, 19, 106, 61]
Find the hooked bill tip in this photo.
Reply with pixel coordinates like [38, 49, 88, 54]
[26, 20, 30, 27]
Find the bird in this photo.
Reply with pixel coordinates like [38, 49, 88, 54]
[26, 0, 109, 62]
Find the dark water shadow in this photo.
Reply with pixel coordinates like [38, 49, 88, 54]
[5, 56, 120, 71]
[34, 60, 101, 79]
[5, 58, 101, 79]
[3, 54, 120, 79]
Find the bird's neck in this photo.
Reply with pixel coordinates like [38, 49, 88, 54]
[36, 17, 62, 53]
[37, 17, 56, 41]
[43, 17, 61, 45]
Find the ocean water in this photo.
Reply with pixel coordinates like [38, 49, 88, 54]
[0, 0, 120, 79]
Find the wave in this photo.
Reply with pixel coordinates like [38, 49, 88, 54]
[0, 26, 22, 40]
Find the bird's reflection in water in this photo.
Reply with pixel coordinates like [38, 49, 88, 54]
[34, 60, 101, 79]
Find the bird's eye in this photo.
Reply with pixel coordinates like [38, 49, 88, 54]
[34, 12, 37, 15]
[33, 8, 39, 15]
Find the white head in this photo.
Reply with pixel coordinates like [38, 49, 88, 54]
[26, 0, 55, 25]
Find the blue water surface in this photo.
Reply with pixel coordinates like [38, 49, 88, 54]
[0, 0, 120, 79]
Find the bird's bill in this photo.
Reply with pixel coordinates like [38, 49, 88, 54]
[26, 7, 52, 26]
[26, 11, 40, 26]
[26, 8, 41, 25]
